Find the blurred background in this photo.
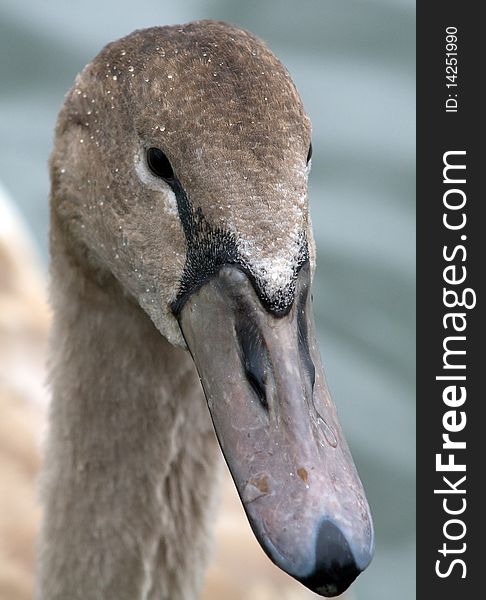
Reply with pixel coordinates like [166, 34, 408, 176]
[0, 1, 415, 599]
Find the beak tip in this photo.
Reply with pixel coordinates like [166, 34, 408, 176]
[298, 519, 371, 597]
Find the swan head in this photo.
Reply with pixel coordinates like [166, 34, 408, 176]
[50, 20, 374, 596]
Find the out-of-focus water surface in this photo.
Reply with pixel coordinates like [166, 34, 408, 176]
[0, 1, 415, 599]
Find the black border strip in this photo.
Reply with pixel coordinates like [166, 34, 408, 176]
[417, 4, 482, 598]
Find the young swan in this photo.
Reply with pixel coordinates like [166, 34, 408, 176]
[37, 20, 374, 600]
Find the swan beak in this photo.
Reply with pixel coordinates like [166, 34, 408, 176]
[178, 262, 374, 597]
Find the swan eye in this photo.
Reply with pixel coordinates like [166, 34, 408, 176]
[306, 142, 313, 164]
[146, 147, 174, 180]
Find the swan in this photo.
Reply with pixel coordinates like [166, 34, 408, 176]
[0, 185, 48, 600]
[36, 20, 374, 600]
[0, 183, 325, 600]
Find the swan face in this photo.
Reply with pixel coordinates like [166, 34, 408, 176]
[51, 20, 313, 345]
[50, 20, 373, 597]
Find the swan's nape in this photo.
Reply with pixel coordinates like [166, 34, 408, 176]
[45, 19, 374, 598]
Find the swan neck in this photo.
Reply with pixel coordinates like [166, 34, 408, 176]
[37, 224, 221, 600]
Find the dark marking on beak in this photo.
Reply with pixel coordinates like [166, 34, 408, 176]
[168, 179, 310, 317]
[235, 318, 270, 412]
[297, 288, 316, 391]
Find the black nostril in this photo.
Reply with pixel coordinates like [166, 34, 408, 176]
[235, 319, 269, 411]
[300, 520, 361, 597]
[245, 368, 268, 410]
[297, 291, 315, 391]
